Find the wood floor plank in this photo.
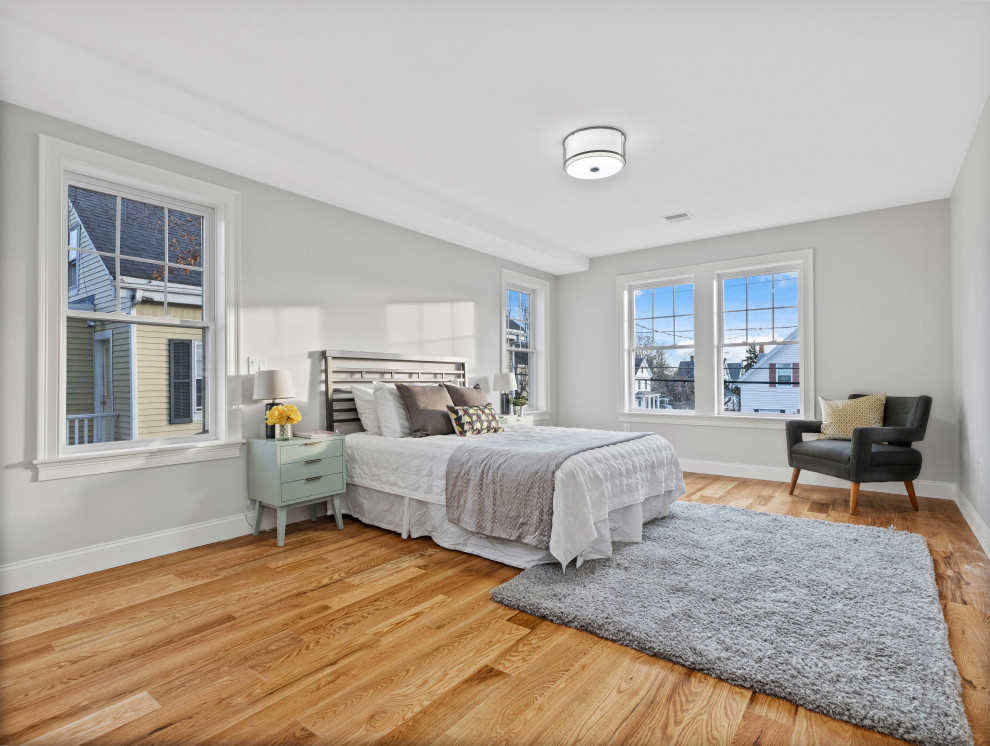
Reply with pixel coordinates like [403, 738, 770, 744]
[23, 691, 160, 746]
[1, 478, 986, 746]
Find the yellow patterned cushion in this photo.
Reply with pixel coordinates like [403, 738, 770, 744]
[818, 393, 886, 440]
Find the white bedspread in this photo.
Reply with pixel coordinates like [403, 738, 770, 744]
[344, 426, 685, 567]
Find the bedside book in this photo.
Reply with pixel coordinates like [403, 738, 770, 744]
[294, 429, 340, 439]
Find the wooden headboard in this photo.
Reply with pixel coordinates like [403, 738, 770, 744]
[322, 350, 468, 433]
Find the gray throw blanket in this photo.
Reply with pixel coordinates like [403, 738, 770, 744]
[445, 427, 651, 549]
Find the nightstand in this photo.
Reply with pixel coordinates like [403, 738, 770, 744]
[248, 436, 347, 546]
[502, 413, 535, 427]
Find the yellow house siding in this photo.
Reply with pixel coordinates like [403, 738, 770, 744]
[134, 301, 204, 438]
[66, 318, 94, 418]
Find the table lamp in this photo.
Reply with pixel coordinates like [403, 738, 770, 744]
[492, 372, 517, 416]
[253, 369, 296, 439]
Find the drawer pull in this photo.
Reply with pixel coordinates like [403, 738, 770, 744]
[303, 442, 321, 446]
[305, 458, 323, 465]
[305, 476, 323, 482]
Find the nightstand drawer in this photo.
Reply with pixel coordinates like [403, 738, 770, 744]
[281, 472, 345, 504]
[280, 455, 343, 483]
[279, 438, 343, 465]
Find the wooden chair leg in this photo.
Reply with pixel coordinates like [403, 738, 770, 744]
[788, 468, 800, 495]
[904, 481, 919, 511]
[849, 483, 860, 515]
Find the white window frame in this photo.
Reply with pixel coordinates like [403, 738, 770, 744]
[35, 136, 242, 480]
[501, 268, 550, 419]
[616, 249, 814, 429]
[626, 276, 696, 413]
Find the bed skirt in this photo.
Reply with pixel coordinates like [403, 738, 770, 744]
[335, 483, 681, 569]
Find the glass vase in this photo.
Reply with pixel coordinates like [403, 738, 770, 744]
[274, 423, 292, 441]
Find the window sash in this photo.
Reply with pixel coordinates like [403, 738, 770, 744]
[65, 176, 210, 320]
[628, 281, 694, 349]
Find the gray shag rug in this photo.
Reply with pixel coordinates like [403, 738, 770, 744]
[491, 502, 972, 746]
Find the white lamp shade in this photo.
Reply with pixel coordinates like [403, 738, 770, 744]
[253, 369, 296, 400]
[493, 372, 517, 392]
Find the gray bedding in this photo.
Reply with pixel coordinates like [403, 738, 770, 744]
[445, 427, 651, 549]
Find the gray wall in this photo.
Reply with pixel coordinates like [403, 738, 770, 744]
[0, 101, 554, 566]
[555, 200, 957, 487]
[949, 92, 990, 528]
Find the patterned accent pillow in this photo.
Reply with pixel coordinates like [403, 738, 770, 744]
[818, 393, 886, 440]
[446, 403, 504, 437]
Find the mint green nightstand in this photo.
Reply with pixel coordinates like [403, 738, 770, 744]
[248, 436, 346, 546]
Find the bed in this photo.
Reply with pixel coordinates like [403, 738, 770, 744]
[322, 350, 685, 568]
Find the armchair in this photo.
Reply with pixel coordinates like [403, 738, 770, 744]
[785, 395, 932, 514]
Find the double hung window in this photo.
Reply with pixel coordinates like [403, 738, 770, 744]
[718, 268, 802, 415]
[501, 269, 549, 414]
[37, 136, 241, 480]
[619, 250, 813, 423]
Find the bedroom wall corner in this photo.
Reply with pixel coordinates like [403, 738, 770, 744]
[949, 91, 990, 540]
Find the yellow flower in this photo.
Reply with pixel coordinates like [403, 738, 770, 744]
[265, 404, 302, 426]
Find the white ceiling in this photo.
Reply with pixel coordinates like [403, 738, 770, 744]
[2, 1, 988, 275]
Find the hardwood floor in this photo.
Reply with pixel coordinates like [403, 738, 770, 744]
[1, 473, 988, 745]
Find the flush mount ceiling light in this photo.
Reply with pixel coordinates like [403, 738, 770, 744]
[563, 126, 626, 180]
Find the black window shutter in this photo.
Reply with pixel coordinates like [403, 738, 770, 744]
[169, 339, 193, 424]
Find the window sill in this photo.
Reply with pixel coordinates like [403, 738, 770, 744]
[34, 439, 245, 481]
[618, 412, 798, 430]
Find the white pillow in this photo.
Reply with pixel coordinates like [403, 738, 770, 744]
[351, 385, 381, 435]
[374, 382, 411, 438]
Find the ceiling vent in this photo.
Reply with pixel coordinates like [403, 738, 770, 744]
[664, 212, 694, 223]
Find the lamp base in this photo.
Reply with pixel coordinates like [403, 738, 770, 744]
[500, 392, 510, 416]
[265, 401, 282, 439]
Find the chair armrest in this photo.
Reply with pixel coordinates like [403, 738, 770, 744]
[850, 427, 918, 476]
[786, 420, 822, 452]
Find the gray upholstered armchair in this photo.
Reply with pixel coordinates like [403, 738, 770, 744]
[786, 394, 932, 514]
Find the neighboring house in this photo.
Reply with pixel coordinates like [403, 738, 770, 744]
[632, 356, 668, 409]
[736, 331, 801, 414]
[66, 186, 205, 445]
[723, 361, 743, 411]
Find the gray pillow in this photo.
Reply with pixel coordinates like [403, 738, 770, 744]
[395, 383, 456, 437]
[441, 382, 489, 407]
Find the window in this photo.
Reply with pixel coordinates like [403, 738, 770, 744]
[629, 282, 694, 411]
[501, 269, 549, 414]
[719, 268, 801, 415]
[617, 249, 813, 426]
[37, 136, 242, 480]
[505, 287, 533, 400]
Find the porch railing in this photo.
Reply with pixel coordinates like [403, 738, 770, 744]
[67, 413, 120, 445]
[634, 393, 670, 410]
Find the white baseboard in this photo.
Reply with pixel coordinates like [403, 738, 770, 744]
[0, 500, 331, 595]
[0, 514, 253, 595]
[678, 458, 957, 501]
[953, 489, 990, 557]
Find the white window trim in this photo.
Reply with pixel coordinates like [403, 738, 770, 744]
[35, 135, 243, 480]
[616, 249, 814, 429]
[501, 268, 551, 419]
